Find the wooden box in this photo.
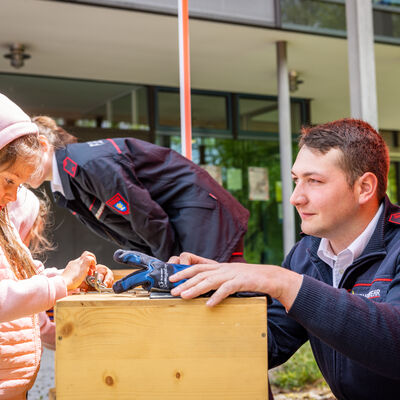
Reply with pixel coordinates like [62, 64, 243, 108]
[55, 294, 268, 399]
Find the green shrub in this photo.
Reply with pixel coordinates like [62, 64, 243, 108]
[270, 342, 325, 390]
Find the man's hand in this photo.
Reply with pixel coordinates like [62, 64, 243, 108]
[170, 262, 303, 309]
[112, 250, 190, 293]
[168, 252, 216, 265]
[61, 251, 96, 290]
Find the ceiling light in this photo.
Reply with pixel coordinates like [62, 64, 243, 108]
[4, 44, 31, 69]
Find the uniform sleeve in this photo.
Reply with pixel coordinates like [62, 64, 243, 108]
[287, 269, 400, 380]
[0, 275, 67, 323]
[83, 156, 177, 260]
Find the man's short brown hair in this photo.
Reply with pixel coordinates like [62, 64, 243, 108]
[299, 119, 389, 201]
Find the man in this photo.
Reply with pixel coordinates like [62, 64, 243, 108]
[169, 119, 400, 399]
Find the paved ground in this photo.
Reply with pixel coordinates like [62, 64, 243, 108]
[28, 348, 55, 400]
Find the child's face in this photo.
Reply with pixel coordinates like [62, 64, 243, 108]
[0, 158, 35, 211]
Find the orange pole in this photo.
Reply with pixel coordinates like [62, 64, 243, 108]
[178, 0, 192, 160]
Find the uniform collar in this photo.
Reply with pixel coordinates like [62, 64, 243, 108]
[50, 151, 65, 196]
[53, 148, 75, 200]
[317, 203, 383, 266]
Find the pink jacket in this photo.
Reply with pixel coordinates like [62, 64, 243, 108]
[0, 248, 67, 399]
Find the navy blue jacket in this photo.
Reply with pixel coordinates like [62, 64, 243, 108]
[268, 196, 400, 399]
[53, 138, 249, 262]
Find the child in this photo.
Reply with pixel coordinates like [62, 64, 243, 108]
[0, 93, 105, 399]
[8, 187, 57, 349]
[29, 116, 249, 263]
[8, 186, 53, 258]
[8, 187, 113, 350]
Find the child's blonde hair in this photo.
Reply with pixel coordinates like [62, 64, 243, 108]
[25, 192, 55, 259]
[0, 134, 44, 279]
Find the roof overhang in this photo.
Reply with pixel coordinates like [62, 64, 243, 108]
[1, 0, 399, 129]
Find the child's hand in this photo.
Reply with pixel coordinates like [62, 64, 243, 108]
[62, 251, 96, 290]
[94, 264, 114, 287]
[78, 264, 114, 292]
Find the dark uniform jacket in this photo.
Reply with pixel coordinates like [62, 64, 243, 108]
[268, 196, 400, 400]
[53, 138, 249, 262]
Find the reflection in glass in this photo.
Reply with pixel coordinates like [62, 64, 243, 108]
[239, 97, 302, 135]
[158, 91, 228, 131]
[281, 0, 346, 34]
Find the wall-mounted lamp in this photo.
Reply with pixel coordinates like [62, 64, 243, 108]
[289, 70, 303, 92]
[4, 44, 31, 69]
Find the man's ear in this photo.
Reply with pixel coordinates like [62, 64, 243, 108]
[357, 172, 378, 205]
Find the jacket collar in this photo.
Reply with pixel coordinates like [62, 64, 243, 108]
[54, 148, 75, 200]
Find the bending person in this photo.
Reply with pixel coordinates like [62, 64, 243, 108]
[29, 116, 249, 262]
[169, 119, 400, 400]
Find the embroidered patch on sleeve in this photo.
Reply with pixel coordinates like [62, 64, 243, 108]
[389, 212, 400, 224]
[106, 193, 130, 215]
[63, 157, 78, 177]
[87, 140, 105, 147]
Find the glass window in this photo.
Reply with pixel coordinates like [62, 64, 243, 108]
[388, 162, 398, 204]
[373, 1, 400, 7]
[238, 96, 303, 136]
[0, 73, 149, 131]
[157, 90, 229, 132]
[111, 89, 149, 130]
[374, 8, 400, 42]
[281, 0, 400, 44]
[281, 0, 346, 35]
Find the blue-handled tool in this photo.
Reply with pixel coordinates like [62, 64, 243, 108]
[112, 250, 188, 293]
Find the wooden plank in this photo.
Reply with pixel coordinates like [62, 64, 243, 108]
[48, 387, 56, 400]
[55, 295, 268, 399]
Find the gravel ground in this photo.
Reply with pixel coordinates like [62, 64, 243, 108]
[272, 385, 335, 399]
[28, 348, 55, 400]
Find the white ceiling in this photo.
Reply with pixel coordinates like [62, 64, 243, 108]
[1, 0, 400, 130]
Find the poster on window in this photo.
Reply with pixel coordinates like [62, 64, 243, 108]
[227, 168, 242, 191]
[248, 167, 269, 201]
[201, 165, 223, 186]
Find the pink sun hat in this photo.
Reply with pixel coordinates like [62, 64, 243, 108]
[0, 93, 38, 149]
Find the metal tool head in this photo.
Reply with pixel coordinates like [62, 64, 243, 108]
[85, 272, 114, 293]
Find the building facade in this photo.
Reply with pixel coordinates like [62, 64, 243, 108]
[1, 0, 400, 267]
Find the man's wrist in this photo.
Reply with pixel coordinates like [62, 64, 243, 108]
[274, 270, 303, 312]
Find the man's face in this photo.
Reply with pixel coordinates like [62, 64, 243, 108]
[290, 146, 359, 243]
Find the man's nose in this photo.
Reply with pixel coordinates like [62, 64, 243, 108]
[290, 183, 306, 206]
